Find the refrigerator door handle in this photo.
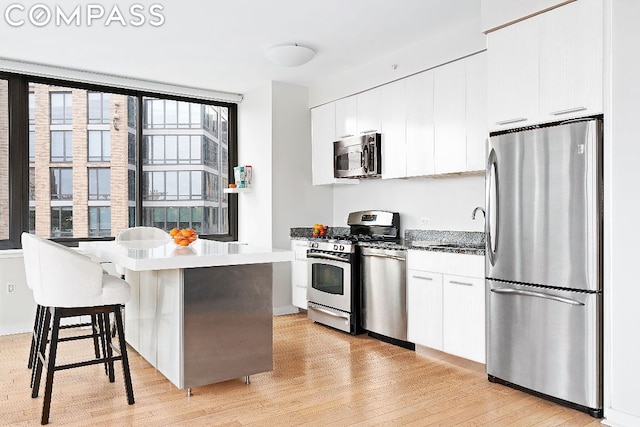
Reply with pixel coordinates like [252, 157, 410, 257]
[490, 288, 585, 306]
[486, 148, 499, 266]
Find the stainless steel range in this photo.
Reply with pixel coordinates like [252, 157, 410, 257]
[306, 210, 400, 335]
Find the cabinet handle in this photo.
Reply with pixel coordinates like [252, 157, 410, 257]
[495, 118, 527, 126]
[550, 106, 587, 116]
[360, 129, 377, 134]
[339, 134, 354, 139]
[449, 280, 474, 287]
[411, 275, 433, 281]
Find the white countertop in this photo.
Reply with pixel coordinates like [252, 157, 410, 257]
[79, 239, 294, 271]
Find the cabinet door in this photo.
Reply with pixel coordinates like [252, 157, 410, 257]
[381, 80, 407, 179]
[405, 71, 435, 177]
[538, 0, 603, 120]
[434, 60, 466, 174]
[335, 96, 357, 139]
[465, 53, 488, 172]
[356, 87, 382, 134]
[407, 270, 443, 350]
[290, 241, 308, 309]
[443, 275, 486, 363]
[311, 103, 337, 185]
[487, 14, 539, 131]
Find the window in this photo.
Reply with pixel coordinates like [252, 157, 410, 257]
[50, 168, 73, 200]
[88, 168, 110, 200]
[143, 99, 205, 129]
[51, 131, 73, 162]
[28, 93, 35, 125]
[88, 207, 111, 237]
[0, 79, 7, 239]
[51, 206, 73, 237]
[143, 135, 206, 165]
[50, 92, 72, 125]
[88, 130, 111, 162]
[87, 92, 109, 124]
[0, 76, 236, 247]
[29, 131, 35, 162]
[29, 168, 35, 200]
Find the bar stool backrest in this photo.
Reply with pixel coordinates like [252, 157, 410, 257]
[23, 233, 105, 308]
[115, 226, 170, 249]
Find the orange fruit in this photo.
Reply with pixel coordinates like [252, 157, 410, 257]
[188, 235, 197, 242]
[180, 229, 193, 237]
[173, 235, 184, 244]
[178, 239, 190, 246]
[169, 228, 179, 237]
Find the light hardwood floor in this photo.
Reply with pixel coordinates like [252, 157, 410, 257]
[0, 313, 602, 426]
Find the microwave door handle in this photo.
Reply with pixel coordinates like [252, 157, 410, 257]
[362, 145, 369, 173]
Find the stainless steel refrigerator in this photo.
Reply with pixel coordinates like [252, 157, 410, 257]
[485, 118, 603, 417]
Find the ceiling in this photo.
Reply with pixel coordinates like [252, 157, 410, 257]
[0, 0, 480, 96]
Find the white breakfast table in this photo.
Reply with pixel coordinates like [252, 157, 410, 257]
[79, 239, 293, 394]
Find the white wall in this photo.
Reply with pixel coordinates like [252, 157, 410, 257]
[603, 1, 640, 425]
[308, 15, 485, 108]
[0, 253, 36, 335]
[238, 82, 332, 314]
[332, 175, 485, 233]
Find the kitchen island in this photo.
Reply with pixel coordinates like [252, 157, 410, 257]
[80, 239, 293, 393]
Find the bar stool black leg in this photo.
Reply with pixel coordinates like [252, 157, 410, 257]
[102, 312, 115, 383]
[41, 308, 62, 425]
[28, 304, 43, 370]
[32, 308, 51, 398]
[114, 305, 134, 405]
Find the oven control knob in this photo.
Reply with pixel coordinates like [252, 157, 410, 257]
[339, 245, 344, 251]
[333, 244, 338, 251]
[311, 242, 318, 249]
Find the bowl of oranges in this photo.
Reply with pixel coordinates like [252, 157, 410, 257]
[169, 228, 198, 246]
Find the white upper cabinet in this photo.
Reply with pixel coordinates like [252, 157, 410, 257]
[405, 70, 435, 177]
[335, 96, 357, 139]
[487, 15, 540, 130]
[538, 0, 603, 121]
[356, 88, 382, 134]
[434, 59, 467, 175]
[380, 80, 407, 179]
[487, 0, 603, 131]
[466, 52, 488, 172]
[311, 103, 338, 186]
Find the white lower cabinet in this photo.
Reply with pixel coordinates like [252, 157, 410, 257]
[442, 275, 485, 363]
[407, 269, 443, 350]
[407, 250, 485, 363]
[291, 240, 309, 309]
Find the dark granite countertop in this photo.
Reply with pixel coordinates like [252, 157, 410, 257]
[290, 227, 485, 256]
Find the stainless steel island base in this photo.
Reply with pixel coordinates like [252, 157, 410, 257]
[124, 263, 273, 390]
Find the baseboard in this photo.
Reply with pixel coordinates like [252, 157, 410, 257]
[273, 305, 299, 316]
[602, 408, 640, 427]
[414, 344, 486, 374]
[0, 321, 32, 336]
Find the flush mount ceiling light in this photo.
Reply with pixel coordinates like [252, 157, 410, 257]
[265, 44, 315, 67]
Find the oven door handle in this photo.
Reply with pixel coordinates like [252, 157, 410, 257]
[308, 303, 350, 320]
[307, 252, 350, 263]
[361, 252, 406, 262]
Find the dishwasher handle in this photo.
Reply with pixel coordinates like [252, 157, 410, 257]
[361, 252, 406, 262]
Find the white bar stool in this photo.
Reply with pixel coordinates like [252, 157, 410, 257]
[22, 233, 135, 425]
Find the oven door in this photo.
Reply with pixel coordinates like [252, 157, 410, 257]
[307, 251, 352, 313]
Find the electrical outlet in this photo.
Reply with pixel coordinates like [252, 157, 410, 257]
[7, 282, 15, 294]
[420, 218, 430, 227]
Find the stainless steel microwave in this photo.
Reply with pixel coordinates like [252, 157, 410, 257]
[333, 132, 382, 178]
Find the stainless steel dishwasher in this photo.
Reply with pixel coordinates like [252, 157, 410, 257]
[360, 246, 410, 345]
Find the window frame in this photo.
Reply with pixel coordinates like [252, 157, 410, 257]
[0, 72, 237, 249]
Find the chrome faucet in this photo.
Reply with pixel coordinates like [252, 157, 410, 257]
[472, 207, 485, 220]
